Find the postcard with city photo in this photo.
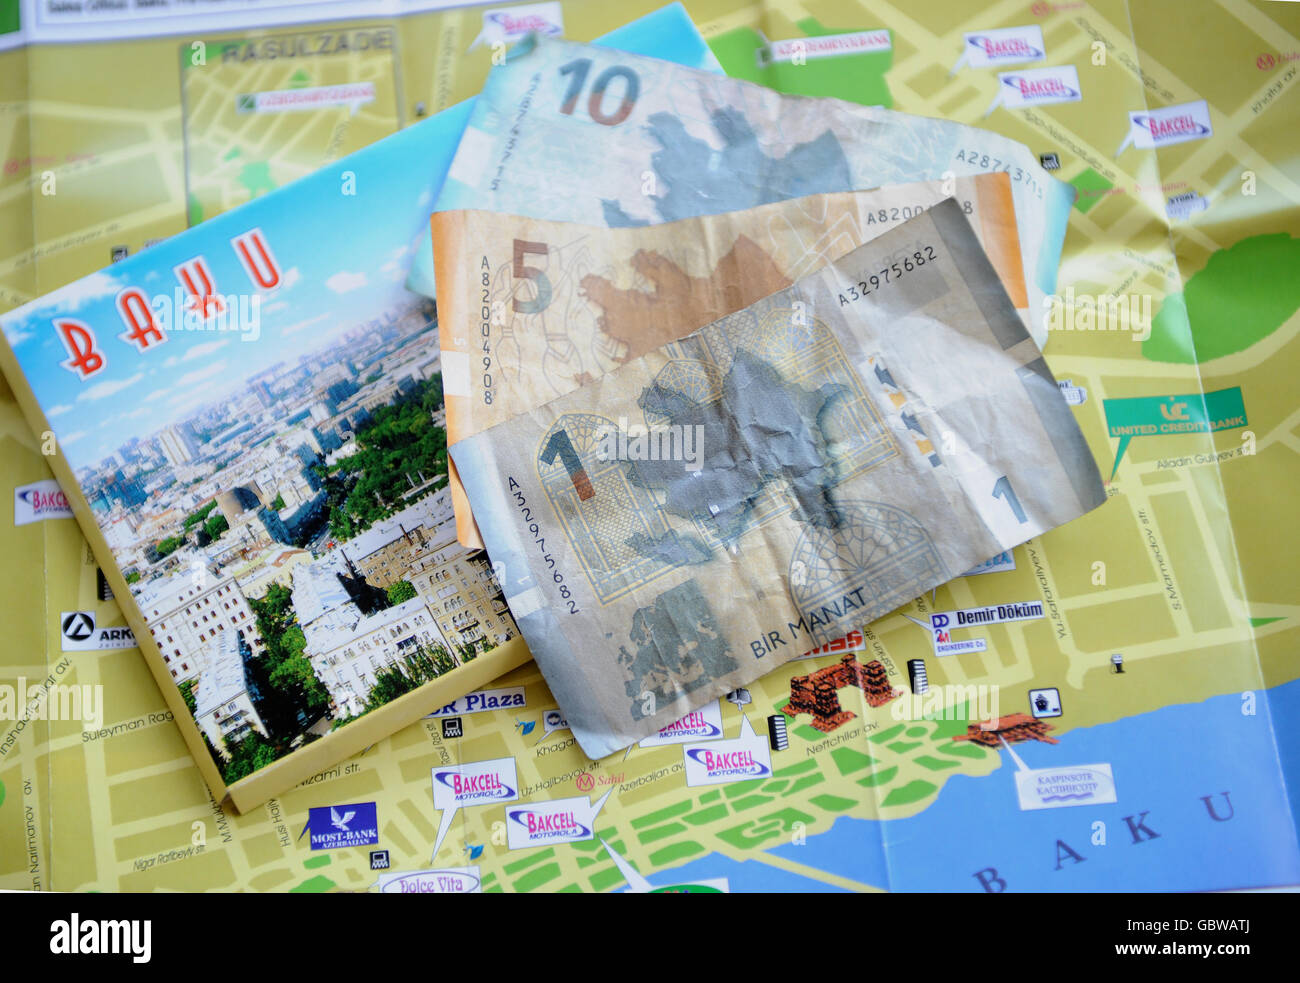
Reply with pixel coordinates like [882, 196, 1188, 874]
[0, 120, 523, 805]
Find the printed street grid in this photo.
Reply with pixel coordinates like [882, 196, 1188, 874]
[1, 0, 1297, 891]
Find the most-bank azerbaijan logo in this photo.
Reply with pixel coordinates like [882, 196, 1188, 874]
[301, 802, 379, 850]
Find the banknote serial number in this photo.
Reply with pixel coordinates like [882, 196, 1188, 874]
[954, 149, 1045, 201]
[480, 258, 494, 405]
[864, 201, 971, 225]
[507, 476, 580, 614]
[837, 245, 936, 306]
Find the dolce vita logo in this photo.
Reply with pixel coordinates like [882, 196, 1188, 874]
[1042, 288, 1152, 341]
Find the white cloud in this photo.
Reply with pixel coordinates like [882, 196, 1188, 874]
[47, 270, 124, 312]
[326, 271, 368, 294]
[281, 267, 300, 291]
[282, 313, 330, 337]
[47, 403, 73, 418]
[3, 324, 35, 348]
[182, 339, 230, 361]
[77, 372, 144, 403]
[176, 361, 227, 388]
[60, 430, 87, 445]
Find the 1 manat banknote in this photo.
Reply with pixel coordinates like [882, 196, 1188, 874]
[451, 200, 1105, 759]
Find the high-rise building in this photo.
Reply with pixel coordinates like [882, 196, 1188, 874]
[159, 423, 201, 466]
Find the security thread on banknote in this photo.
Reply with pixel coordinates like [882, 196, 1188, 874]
[435, 173, 1025, 549]
[451, 200, 1106, 759]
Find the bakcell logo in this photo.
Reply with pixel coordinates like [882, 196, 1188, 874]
[433, 769, 516, 802]
[968, 33, 1043, 62]
[14, 479, 73, 525]
[507, 808, 591, 839]
[1001, 72, 1078, 101]
[1133, 113, 1210, 141]
[956, 25, 1046, 69]
[639, 699, 724, 747]
[657, 710, 721, 739]
[504, 790, 610, 850]
[1118, 100, 1213, 154]
[686, 747, 770, 779]
[989, 66, 1082, 112]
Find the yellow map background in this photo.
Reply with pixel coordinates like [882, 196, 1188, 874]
[1, 0, 1296, 892]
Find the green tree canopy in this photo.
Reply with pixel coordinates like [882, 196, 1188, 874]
[387, 580, 417, 605]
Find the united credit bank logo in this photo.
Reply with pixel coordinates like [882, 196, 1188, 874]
[433, 767, 517, 803]
[301, 802, 379, 850]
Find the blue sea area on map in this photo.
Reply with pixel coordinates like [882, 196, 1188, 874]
[649, 681, 1300, 892]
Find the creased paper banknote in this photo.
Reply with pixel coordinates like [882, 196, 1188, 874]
[434, 36, 1074, 345]
[436, 173, 1026, 548]
[451, 200, 1106, 759]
